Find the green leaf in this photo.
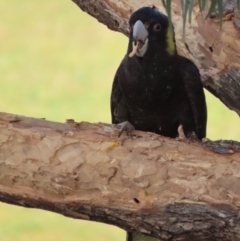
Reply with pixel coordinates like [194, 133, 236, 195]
[202, 0, 208, 11]
[161, 0, 166, 9]
[188, 0, 195, 23]
[204, 0, 217, 21]
[162, 0, 173, 30]
[162, 0, 239, 37]
[180, 0, 189, 41]
[237, 0, 240, 8]
[216, 0, 223, 28]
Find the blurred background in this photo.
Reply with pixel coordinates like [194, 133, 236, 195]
[0, 0, 239, 240]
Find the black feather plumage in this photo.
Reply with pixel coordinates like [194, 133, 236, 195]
[111, 7, 207, 140]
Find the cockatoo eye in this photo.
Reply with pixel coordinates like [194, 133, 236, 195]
[153, 23, 161, 31]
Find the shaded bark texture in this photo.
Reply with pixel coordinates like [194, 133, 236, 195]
[0, 112, 240, 240]
[71, 0, 240, 115]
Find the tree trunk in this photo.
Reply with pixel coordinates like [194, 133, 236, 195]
[0, 112, 240, 240]
[71, 0, 240, 116]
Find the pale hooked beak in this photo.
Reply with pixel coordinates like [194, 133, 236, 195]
[130, 20, 149, 57]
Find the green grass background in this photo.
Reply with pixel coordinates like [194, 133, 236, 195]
[0, 0, 239, 240]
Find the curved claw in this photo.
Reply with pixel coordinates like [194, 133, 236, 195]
[177, 125, 200, 141]
[187, 131, 199, 141]
[118, 121, 135, 137]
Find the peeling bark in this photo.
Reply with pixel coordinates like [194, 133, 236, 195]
[71, 0, 240, 115]
[0, 112, 240, 240]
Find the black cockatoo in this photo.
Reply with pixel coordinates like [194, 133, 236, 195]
[111, 7, 207, 141]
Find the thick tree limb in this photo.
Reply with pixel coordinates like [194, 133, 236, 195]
[0, 112, 240, 240]
[72, 0, 240, 115]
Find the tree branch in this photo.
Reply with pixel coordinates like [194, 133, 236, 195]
[0, 112, 240, 240]
[71, 0, 240, 115]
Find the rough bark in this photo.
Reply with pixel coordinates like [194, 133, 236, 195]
[71, 0, 240, 116]
[1, 112, 240, 240]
